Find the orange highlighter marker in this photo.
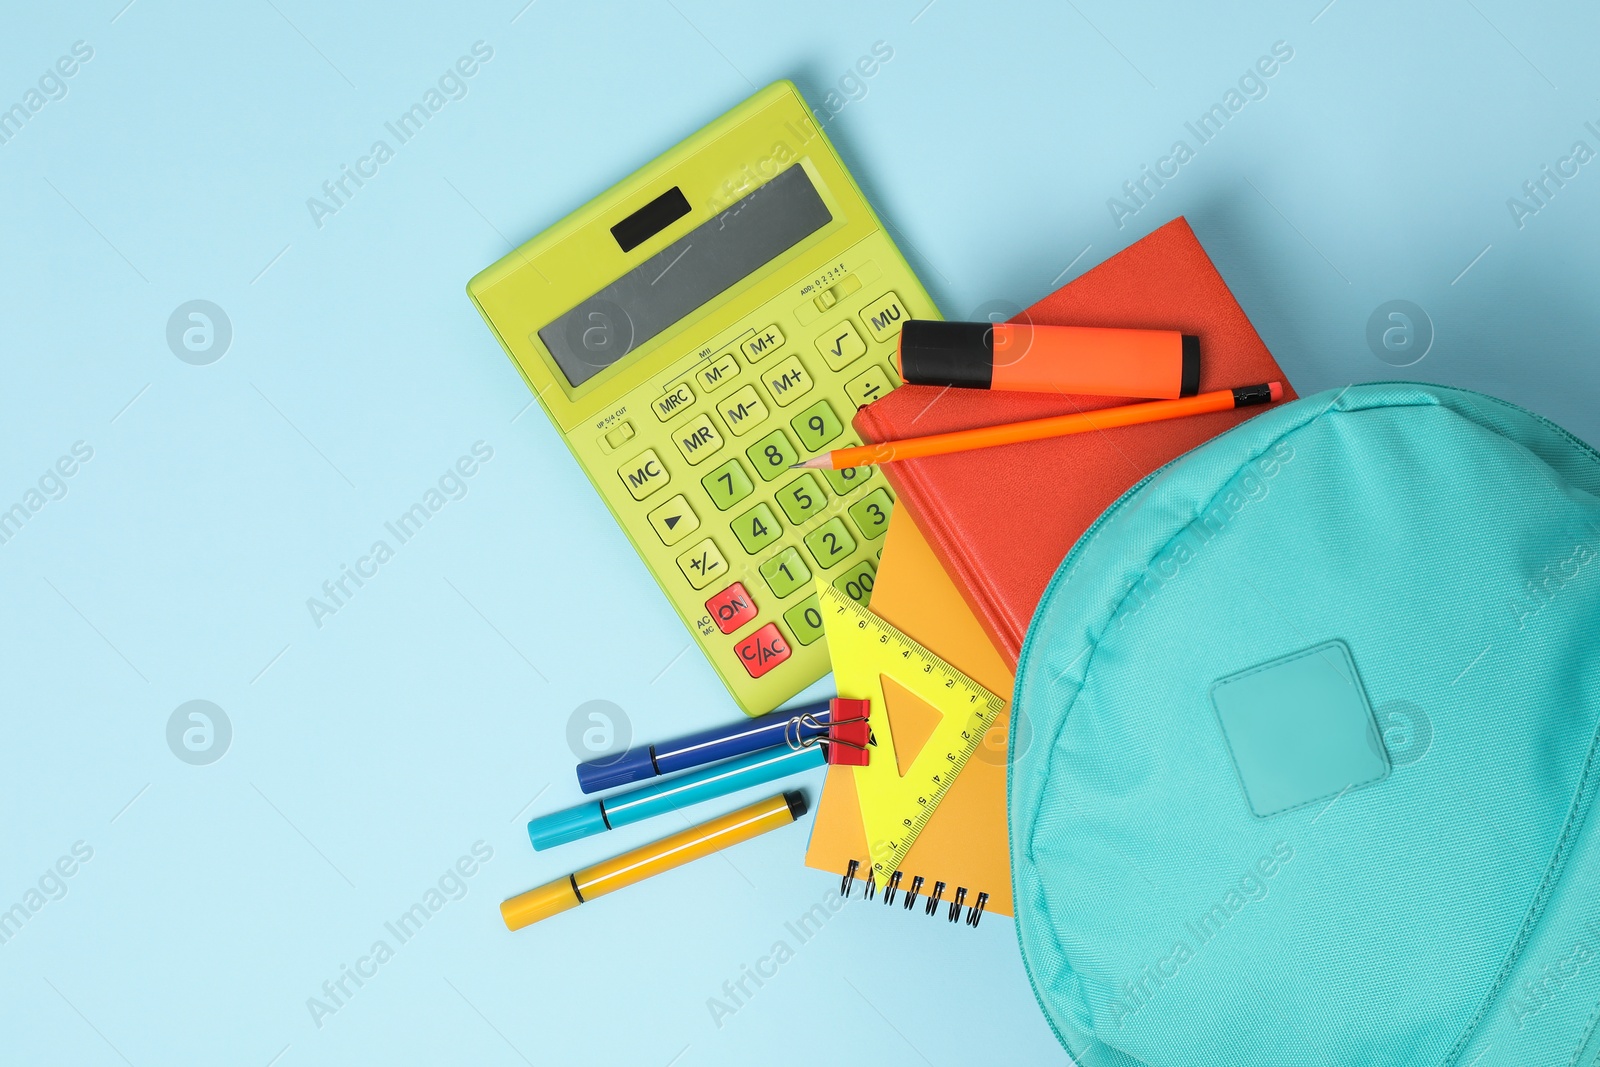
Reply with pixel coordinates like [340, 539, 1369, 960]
[500, 791, 806, 930]
[897, 319, 1200, 399]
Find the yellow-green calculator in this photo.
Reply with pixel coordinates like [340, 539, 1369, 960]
[467, 81, 938, 716]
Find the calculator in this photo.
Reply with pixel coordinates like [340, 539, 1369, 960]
[467, 81, 938, 716]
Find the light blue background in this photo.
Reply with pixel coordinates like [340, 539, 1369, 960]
[3, 1, 1597, 1064]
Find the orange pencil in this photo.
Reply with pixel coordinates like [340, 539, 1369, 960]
[795, 383, 1283, 470]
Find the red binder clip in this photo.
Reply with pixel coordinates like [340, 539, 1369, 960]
[825, 698, 871, 766]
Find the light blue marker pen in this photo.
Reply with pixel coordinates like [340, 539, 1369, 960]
[528, 744, 825, 851]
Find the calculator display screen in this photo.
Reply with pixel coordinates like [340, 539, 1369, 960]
[538, 165, 832, 388]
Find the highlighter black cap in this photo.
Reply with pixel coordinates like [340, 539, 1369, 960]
[784, 790, 808, 819]
[1180, 334, 1200, 398]
[896, 320, 993, 388]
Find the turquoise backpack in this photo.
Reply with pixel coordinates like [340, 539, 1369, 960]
[1010, 383, 1600, 1066]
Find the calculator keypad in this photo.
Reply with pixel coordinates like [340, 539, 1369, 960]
[599, 257, 916, 708]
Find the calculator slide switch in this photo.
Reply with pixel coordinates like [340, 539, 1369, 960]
[603, 421, 635, 449]
[705, 582, 758, 634]
[734, 623, 791, 678]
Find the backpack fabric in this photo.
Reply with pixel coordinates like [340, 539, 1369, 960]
[1009, 383, 1600, 1066]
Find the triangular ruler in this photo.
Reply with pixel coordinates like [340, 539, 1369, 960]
[819, 580, 1005, 884]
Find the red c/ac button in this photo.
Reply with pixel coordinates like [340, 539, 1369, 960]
[734, 623, 791, 679]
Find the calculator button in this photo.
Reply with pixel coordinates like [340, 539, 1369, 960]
[672, 413, 724, 466]
[804, 517, 856, 570]
[730, 502, 782, 554]
[718, 385, 769, 436]
[822, 462, 872, 496]
[783, 595, 827, 646]
[759, 547, 811, 598]
[654, 381, 696, 421]
[734, 623, 791, 678]
[776, 472, 827, 525]
[847, 488, 893, 540]
[746, 429, 799, 482]
[675, 537, 728, 590]
[647, 494, 699, 546]
[697, 351, 741, 394]
[701, 459, 753, 510]
[791, 400, 843, 452]
[705, 582, 758, 635]
[761, 354, 814, 407]
[860, 291, 908, 342]
[739, 324, 786, 364]
[844, 365, 894, 409]
[815, 320, 867, 371]
[832, 559, 878, 606]
[603, 421, 634, 449]
[617, 448, 670, 501]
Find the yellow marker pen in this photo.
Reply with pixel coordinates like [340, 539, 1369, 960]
[500, 791, 806, 930]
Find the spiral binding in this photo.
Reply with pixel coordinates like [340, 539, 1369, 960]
[839, 859, 989, 928]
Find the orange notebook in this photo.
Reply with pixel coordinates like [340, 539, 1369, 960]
[803, 508, 1017, 915]
[852, 217, 1296, 666]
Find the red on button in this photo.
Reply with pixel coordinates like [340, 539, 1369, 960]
[705, 582, 759, 635]
[734, 623, 791, 679]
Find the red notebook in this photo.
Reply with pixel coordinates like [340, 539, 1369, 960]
[853, 217, 1297, 667]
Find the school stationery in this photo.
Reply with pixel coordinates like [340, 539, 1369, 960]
[805, 509, 1017, 916]
[851, 217, 1296, 666]
[816, 580, 1004, 904]
[575, 697, 844, 793]
[529, 745, 824, 850]
[897, 319, 1200, 399]
[798, 384, 1281, 470]
[466, 80, 935, 717]
[501, 791, 805, 930]
[1010, 384, 1600, 1065]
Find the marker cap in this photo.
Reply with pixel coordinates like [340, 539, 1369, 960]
[575, 746, 656, 794]
[500, 876, 582, 930]
[527, 802, 610, 851]
[895, 320, 993, 388]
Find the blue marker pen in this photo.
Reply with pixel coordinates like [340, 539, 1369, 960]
[575, 698, 833, 793]
[530, 744, 824, 850]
